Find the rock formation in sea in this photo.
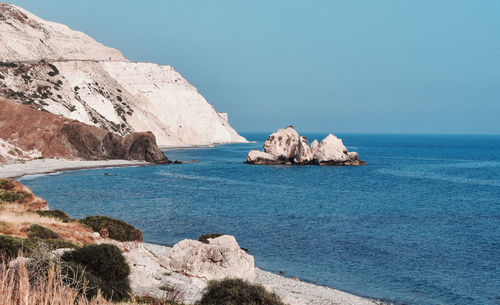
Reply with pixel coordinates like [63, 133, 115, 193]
[247, 126, 366, 166]
[0, 99, 169, 164]
[0, 3, 247, 147]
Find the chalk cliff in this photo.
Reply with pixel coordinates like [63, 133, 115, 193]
[0, 3, 246, 147]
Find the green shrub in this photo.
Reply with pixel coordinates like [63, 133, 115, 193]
[62, 260, 105, 300]
[61, 243, 130, 301]
[35, 209, 72, 223]
[0, 234, 25, 260]
[28, 224, 61, 239]
[79, 215, 143, 242]
[0, 235, 76, 260]
[0, 179, 14, 190]
[0, 189, 24, 202]
[199, 278, 285, 305]
[199, 233, 222, 244]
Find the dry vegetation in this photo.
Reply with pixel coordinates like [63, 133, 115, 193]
[0, 256, 176, 305]
[0, 256, 113, 305]
[0, 179, 95, 245]
[0, 179, 178, 304]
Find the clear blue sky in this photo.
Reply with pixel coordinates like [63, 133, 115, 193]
[9, 0, 500, 134]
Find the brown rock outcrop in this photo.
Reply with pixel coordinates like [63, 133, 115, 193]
[0, 99, 169, 164]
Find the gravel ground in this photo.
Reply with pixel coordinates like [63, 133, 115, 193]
[139, 243, 385, 305]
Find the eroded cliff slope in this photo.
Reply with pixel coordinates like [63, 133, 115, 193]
[0, 99, 169, 164]
[0, 3, 246, 147]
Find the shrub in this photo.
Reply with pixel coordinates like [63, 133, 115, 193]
[199, 233, 222, 244]
[0, 234, 25, 260]
[79, 215, 143, 242]
[199, 278, 285, 305]
[28, 224, 61, 239]
[0, 254, 113, 305]
[0, 189, 25, 202]
[0, 179, 14, 190]
[0, 235, 77, 261]
[61, 261, 105, 300]
[61, 243, 130, 301]
[35, 209, 72, 223]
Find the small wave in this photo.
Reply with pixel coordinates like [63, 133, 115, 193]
[19, 172, 62, 181]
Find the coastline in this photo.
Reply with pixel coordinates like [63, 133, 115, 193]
[1, 158, 385, 305]
[132, 241, 384, 305]
[0, 158, 151, 179]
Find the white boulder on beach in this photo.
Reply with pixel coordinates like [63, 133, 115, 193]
[159, 235, 256, 281]
[247, 126, 366, 166]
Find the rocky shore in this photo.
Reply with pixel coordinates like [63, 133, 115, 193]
[112, 239, 383, 305]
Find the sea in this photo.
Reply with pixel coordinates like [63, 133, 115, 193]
[20, 133, 500, 305]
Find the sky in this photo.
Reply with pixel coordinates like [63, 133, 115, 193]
[9, 0, 500, 134]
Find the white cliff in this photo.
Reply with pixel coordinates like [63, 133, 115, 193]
[0, 3, 125, 61]
[0, 3, 246, 147]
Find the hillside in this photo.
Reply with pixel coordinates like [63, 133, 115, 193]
[0, 3, 247, 147]
[0, 99, 169, 164]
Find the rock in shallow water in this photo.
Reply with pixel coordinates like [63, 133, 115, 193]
[247, 126, 366, 166]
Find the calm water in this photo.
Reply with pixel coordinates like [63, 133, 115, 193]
[20, 134, 500, 305]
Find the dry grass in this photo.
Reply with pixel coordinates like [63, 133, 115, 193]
[0, 255, 180, 305]
[0, 180, 47, 211]
[0, 203, 94, 245]
[0, 256, 112, 305]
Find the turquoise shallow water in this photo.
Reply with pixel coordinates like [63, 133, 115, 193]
[20, 133, 500, 305]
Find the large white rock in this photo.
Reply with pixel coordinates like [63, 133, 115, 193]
[0, 3, 247, 147]
[294, 136, 313, 164]
[310, 139, 319, 159]
[263, 126, 300, 159]
[247, 149, 279, 164]
[316, 134, 349, 163]
[159, 235, 255, 282]
[247, 127, 365, 166]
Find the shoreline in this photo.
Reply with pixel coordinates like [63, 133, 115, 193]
[134, 241, 384, 305]
[160, 140, 255, 150]
[1, 157, 385, 305]
[0, 158, 151, 179]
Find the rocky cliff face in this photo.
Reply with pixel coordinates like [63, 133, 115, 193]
[0, 3, 246, 147]
[0, 99, 169, 164]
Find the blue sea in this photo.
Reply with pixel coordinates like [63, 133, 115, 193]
[21, 134, 500, 305]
